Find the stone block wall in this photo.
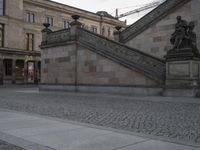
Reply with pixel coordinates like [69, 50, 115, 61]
[41, 44, 76, 84]
[77, 46, 157, 86]
[41, 44, 157, 86]
[125, 0, 200, 59]
[166, 60, 200, 85]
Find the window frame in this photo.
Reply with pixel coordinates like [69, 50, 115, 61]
[63, 20, 71, 29]
[91, 26, 98, 33]
[25, 33, 34, 51]
[0, 0, 5, 16]
[45, 16, 54, 26]
[25, 11, 35, 23]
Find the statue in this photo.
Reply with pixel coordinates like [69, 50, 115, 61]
[166, 16, 200, 60]
[170, 16, 188, 49]
[170, 16, 198, 53]
[187, 21, 198, 54]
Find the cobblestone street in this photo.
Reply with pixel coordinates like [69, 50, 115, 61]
[0, 139, 25, 150]
[0, 86, 200, 145]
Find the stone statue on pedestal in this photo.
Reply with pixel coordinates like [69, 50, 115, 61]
[166, 16, 199, 60]
[165, 16, 200, 88]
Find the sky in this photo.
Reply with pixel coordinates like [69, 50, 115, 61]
[51, 0, 163, 25]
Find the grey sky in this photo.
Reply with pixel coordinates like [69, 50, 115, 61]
[51, 0, 161, 24]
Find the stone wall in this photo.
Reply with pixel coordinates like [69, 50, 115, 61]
[41, 44, 76, 84]
[4, 0, 25, 50]
[125, 0, 200, 59]
[41, 43, 157, 86]
[77, 46, 157, 86]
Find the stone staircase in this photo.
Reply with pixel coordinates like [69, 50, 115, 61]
[42, 27, 166, 83]
[77, 28, 165, 83]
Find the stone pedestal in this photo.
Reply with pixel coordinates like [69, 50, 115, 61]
[165, 46, 200, 87]
[166, 59, 200, 86]
[164, 51, 200, 97]
[113, 26, 122, 42]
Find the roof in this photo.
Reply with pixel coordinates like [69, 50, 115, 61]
[119, 0, 191, 43]
[96, 11, 116, 19]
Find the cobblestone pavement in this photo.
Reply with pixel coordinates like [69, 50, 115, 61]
[0, 86, 200, 145]
[0, 139, 25, 150]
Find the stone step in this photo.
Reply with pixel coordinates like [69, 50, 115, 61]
[162, 88, 200, 97]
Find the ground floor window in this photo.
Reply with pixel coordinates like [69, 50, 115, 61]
[16, 60, 24, 78]
[3, 59, 12, 76]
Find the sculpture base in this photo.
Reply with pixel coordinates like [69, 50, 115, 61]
[165, 48, 200, 61]
[166, 59, 200, 86]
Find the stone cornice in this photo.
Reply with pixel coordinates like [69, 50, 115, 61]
[120, 0, 191, 43]
[24, 0, 126, 27]
[0, 48, 40, 56]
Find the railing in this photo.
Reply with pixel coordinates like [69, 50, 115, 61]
[45, 29, 71, 45]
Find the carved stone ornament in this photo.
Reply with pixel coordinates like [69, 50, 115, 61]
[42, 23, 52, 33]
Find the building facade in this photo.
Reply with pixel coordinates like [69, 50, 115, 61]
[0, 0, 126, 84]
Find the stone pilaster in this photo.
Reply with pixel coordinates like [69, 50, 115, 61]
[70, 15, 82, 40]
[24, 60, 27, 84]
[113, 26, 122, 42]
[41, 23, 52, 45]
[34, 61, 39, 84]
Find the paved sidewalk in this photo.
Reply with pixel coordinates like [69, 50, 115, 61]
[0, 109, 198, 150]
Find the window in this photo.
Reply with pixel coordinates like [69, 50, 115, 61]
[81, 23, 85, 28]
[0, 0, 4, 16]
[108, 27, 111, 38]
[91, 26, 97, 33]
[26, 33, 34, 51]
[84, 25, 89, 30]
[16, 60, 24, 78]
[102, 27, 105, 35]
[45, 16, 53, 26]
[0, 24, 3, 47]
[25, 12, 35, 23]
[4, 59, 12, 76]
[63, 20, 70, 29]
